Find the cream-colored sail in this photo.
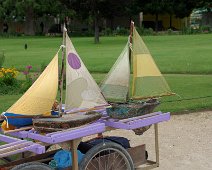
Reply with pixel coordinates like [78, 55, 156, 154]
[65, 33, 108, 111]
[100, 43, 130, 102]
[132, 27, 173, 99]
[7, 54, 59, 115]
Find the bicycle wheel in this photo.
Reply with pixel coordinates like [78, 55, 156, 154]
[11, 162, 52, 170]
[79, 141, 134, 170]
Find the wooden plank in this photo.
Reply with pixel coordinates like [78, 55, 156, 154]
[127, 144, 146, 167]
[3, 126, 33, 134]
[80, 144, 146, 170]
[119, 112, 161, 123]
[0, 141, 32, 154]
[0, 149, 59, 168]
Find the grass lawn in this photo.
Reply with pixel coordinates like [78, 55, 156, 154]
[0, 34, 212, 113]
[0, 74, 212, 114]
[1, 34, 212, 74]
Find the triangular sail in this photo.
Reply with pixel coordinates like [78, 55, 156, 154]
[7, 54, 59, 115]
[65, 33, 108, 111]
[132, 27, 173, 99]
[100, 43, 130, 102]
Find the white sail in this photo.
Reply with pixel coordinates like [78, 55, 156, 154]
[65, 33, 108, 111]
[100, 43, 130, 102]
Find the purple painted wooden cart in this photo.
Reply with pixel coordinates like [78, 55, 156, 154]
[0, 111, 170, 170]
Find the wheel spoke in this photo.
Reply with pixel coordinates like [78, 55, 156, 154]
[118, 162, 127, 170]
[81, 142, 134, 170]
[108, 152, 120, 169]
[115, 155, 125, 168]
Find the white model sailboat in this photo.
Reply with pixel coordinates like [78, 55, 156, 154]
[65, 32, 108, 112]
[100, 22, 174, 119]
[1, 28, 109, 131]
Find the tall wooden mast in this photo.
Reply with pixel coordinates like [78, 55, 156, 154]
[126, 21, 134, 101]
[59, 25, 67, 116]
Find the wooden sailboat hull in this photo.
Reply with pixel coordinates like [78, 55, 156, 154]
[33, 111, 102, 133]
[106, 99, 160, 119]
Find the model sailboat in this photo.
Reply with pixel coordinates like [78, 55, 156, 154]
[101, 22, 174, 119]
[1, 28, 109, 132]
[33, 31, 109, 132]
[1, 54, 59, 131]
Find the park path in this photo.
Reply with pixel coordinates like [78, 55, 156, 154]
[105, 111, 212, 170]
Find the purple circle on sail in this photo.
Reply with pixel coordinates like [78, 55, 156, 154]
[68, 53, 81, 69]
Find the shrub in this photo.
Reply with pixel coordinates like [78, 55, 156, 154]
[102, 28, 113, 36]
[0, 80, 21, 95]
[0, 67, 19, 86]
[21, 65, 33, 92]
[113, 27, 129, 36]
[0, 51, 5, 67]
[0, 67, 20, 95]
[20, 65, 40, 93]
[137, 27, 155, 36]
[167, 28, 173, 35]
[200, 25, 211, 33]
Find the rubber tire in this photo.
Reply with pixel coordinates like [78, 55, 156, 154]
[79, 141, 134, 170]
[11, 162, 52, 170]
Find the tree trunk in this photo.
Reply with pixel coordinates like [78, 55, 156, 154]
[94, 15, 99, 44]
[169, 14, 172, 28]
[155, 13, 158, 32]
[25, 7, 35, 35]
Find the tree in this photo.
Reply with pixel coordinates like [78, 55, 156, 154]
[70, 0, 132, 43]
[133, 0, 167, 32]
[173, 0, 196, 18]
[0, 0, 67, 35]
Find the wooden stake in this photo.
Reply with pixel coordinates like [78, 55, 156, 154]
[3, 126, 33, 134]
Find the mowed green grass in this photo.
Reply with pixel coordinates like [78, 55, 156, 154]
[0, 34, 212, 113]
[0, 74, 212, 114]
[1, 34, 212, 74]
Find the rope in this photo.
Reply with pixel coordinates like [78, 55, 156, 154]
[57, 45, 66, 54]
[1, 112, 9, 128]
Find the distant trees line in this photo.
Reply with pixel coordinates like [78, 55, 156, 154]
[0, 0, 211, 43]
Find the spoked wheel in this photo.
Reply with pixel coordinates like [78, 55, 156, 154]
[11, 162, 52, 170]
[79, 141, 134, 170]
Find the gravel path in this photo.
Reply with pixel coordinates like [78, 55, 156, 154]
[104, 111, 212, 170]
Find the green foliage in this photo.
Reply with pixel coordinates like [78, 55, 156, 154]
[0, 67, 19, 85]
[137, 27, 155, 36]
[114, 27, 129, 36]
[0, 51, 5, 67]
[0, 67, 20, 95]
[103, 28, 113, 36]
[181, 25, 211, 35]
[0, 80, 21, 95]
[20, 65, 40, 93]
[200, 25, 211, 33]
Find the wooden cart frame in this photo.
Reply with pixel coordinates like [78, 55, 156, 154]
[0, 111, 170, 170]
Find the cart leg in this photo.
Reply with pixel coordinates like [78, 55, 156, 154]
[154, 123, 159, 167]
[70, 138, 81, 170]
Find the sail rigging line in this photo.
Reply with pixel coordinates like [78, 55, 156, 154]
[59, 25, 67, 117]
[65, 104, 111, 114]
